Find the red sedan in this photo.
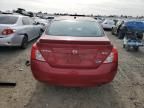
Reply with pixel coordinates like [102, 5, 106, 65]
[31, 17, 118, 87]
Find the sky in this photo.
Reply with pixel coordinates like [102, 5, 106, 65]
[0, 0, 144, 16]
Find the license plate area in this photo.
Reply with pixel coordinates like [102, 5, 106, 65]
[67, 54, 81, 64]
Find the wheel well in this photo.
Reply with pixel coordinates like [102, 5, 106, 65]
[24, 34, 28, 40]
[40, 29, 44, 32]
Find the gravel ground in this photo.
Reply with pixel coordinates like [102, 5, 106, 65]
[0, 32, 144, 108]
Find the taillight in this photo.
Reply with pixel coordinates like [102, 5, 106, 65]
[2, 28, 15, 35]
[104, 48, 118, 63]
[31, 44, 45, 62]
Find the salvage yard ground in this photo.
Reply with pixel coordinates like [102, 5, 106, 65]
[0, 32, 144, 108]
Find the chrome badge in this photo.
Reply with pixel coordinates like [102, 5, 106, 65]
[72, 49, 78, 55]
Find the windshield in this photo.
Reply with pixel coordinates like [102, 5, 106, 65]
[0, 16, 18, 24]
[46, 20, 104, 37]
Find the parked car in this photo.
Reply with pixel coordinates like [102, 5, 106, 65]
[30, 17, 118, 87]
[34, 17, 48, 30]
[94, 17, 104, 23]
[112, 20, 144, 39]
[44, 16, 55, 20]
[102, 19, 117, 30]
[111, 20, 125, 36]
[0, 15, 43, 48]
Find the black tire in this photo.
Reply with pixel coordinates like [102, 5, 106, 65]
[111, 28, 115, 35]
[20, 36, 28, 49]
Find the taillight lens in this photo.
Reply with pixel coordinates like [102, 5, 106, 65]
[2, 28, 15, 35]
[31, 44, 45, 62]
[104, 48, 118, 63]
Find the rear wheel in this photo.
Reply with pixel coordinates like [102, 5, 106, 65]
[20, 36, 28, 49]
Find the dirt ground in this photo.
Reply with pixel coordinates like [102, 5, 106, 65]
[0, 32, 144, 108]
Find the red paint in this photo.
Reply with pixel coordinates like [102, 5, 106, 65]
[2, 28, 15, 35]
[31, 34, 118, 87]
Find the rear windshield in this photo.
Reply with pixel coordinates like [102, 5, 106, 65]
[0, 16, 18, 24]
[46, 20, 104, 37]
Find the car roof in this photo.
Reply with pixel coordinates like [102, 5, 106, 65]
[54, 16, 96, 22]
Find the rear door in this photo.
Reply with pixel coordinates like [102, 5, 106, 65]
[29, 18, 40, 38]
[22, 17, 35, 40]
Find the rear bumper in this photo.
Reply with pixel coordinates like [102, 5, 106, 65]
[102, 25, 112, 29]
[31, 60, 118, 87]
[0, 34, 23, 46]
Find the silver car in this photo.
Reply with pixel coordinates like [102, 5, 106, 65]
[34, 17, 49, 30]
[0, 15, 43, 48]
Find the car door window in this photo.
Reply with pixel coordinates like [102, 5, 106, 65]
[22, 17, 30, 25]
[29, 18, 34, 25]
[0, 16, 18, 24]
[109, 21, 114, 25]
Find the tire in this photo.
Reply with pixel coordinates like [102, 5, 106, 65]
[111, 28, 115, 35]
[20, 36, 28, 49]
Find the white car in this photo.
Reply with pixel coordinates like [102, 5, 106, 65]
[94, 17, 104, 23]
[102, 19, 116, 30]
[0, 15, 43, 48]
[34, 17, 48, 30]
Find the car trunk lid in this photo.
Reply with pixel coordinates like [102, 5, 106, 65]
[37, 35, 113, 69]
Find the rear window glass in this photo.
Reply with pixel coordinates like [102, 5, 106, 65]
[0, 16, 18, 24]
[46, 20, 104, 37]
